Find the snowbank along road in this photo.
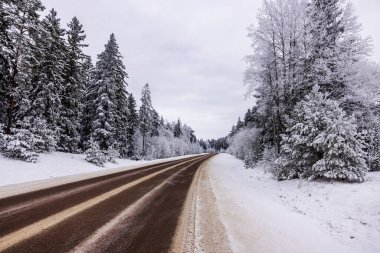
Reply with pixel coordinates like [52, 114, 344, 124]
[0, 154, 213, 253]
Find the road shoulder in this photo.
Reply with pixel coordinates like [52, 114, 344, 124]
[171, 157, 231, 253]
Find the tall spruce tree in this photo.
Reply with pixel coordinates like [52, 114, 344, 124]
[59, 17, 89, 153]
[2, 0, 44, 134]
[0, 1, 11, 125]
[307, 0, 345, 98]
[139, 83, 153, 156]
[88, 33, 128, 156]
[126, 94, 138, 158]
[26, 9, 67, 151]
[81, 57, 95, 148]
[173, 119, 182, 138]
[307, 0, 369, 101]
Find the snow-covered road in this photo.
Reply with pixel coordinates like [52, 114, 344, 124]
[205, 153, 380, 253]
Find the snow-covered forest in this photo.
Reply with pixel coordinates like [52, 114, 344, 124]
[227, 0, 380, 182]
[0, 0, 202, 166]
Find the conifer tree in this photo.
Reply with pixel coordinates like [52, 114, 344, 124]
[307, 0, 369, 100]
[139, 83, 154, 155]
[0, 1, 11, 125]
[126, 94, 138, 158]
[2, 0, 44, 134]
[87, 33, 127, 160]
[26, 9, 67, 151]
[174, 119, 182, 138]
[151, 109, 160, 137]
[278, 86, 368, 182]
[80, 57, 95, 147]
[59, 17, 89, 152]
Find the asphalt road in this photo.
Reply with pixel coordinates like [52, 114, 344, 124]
[0, 154, 212, 253]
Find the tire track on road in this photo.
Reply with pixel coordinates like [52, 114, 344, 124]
[0, 155, 210, 253]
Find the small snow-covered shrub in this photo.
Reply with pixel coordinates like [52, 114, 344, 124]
[23, 117, 56, 153]
[85, 139, 107, 166]
[258, 145, 279, 175]
[278, 86, 368, 182]
[104, 147, 119, 163]
[1, 129, 38, 163]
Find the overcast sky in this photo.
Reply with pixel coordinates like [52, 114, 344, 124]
[41, 0, 380, 139]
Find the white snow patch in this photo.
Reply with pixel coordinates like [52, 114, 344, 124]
[0, 152, 197, 187]
[207, 153, 380, 253]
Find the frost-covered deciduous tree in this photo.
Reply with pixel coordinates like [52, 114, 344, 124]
[245, 0, 310, 153]
[278, 86, 368, 182]
[227, 128, 262, 168]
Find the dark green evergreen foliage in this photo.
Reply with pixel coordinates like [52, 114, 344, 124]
[190, 129, 197, 143]
[208, 137, 229, 152]
[1, 0, 44, 134]
[173, 119, 182, 138]
[126, 94, 138, 158]
[0, 1, 203, 164]
[28, 9, 67, 147]
[139, 83, 154, 155]
[59, 17, 89, 153]
[278, 87, 368, 182]
[235, 117, 244, 132]
[80, 57, 95, 148]
[0, 1, 11, 125]
[307, 0, 345, 98]
[89, 33, 128, 154]
[151, 109, 160, 137]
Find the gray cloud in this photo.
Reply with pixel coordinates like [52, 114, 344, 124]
[41, 0, 379, 139]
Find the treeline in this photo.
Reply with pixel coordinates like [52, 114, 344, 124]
[0, 0, 202, 165]
[227, 0, 380, 182]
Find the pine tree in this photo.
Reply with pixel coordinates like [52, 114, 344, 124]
[139, 83, 153, 156]
[87, 33, 127, 160]
[59, 17, 89, 153]
[151, 109, 160, 137]
[126, 94, 138, 158]
[2, 0, 45, 134]
[307, 0, 345, 98]
[173, 118, 182, 138]
[190, 129, 197, 143]
[236, 117, 244, 132]
[307, 0, 369, 101]
[85, 138, 106, 166]
[27, 9, 67, 150]
[0, 1, 11, 125]
[80, 57, 95, 148]
[278, 86, 368, 182]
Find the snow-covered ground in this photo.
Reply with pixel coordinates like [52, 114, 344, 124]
[207, 153, 380, 253]
[0, 152, 196, 187]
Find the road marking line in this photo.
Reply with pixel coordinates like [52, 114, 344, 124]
[169, 157, 205, 253]
[0, 158, 193, 216]
[0, 156, 205, 252]
[70, 161, 199, 253]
